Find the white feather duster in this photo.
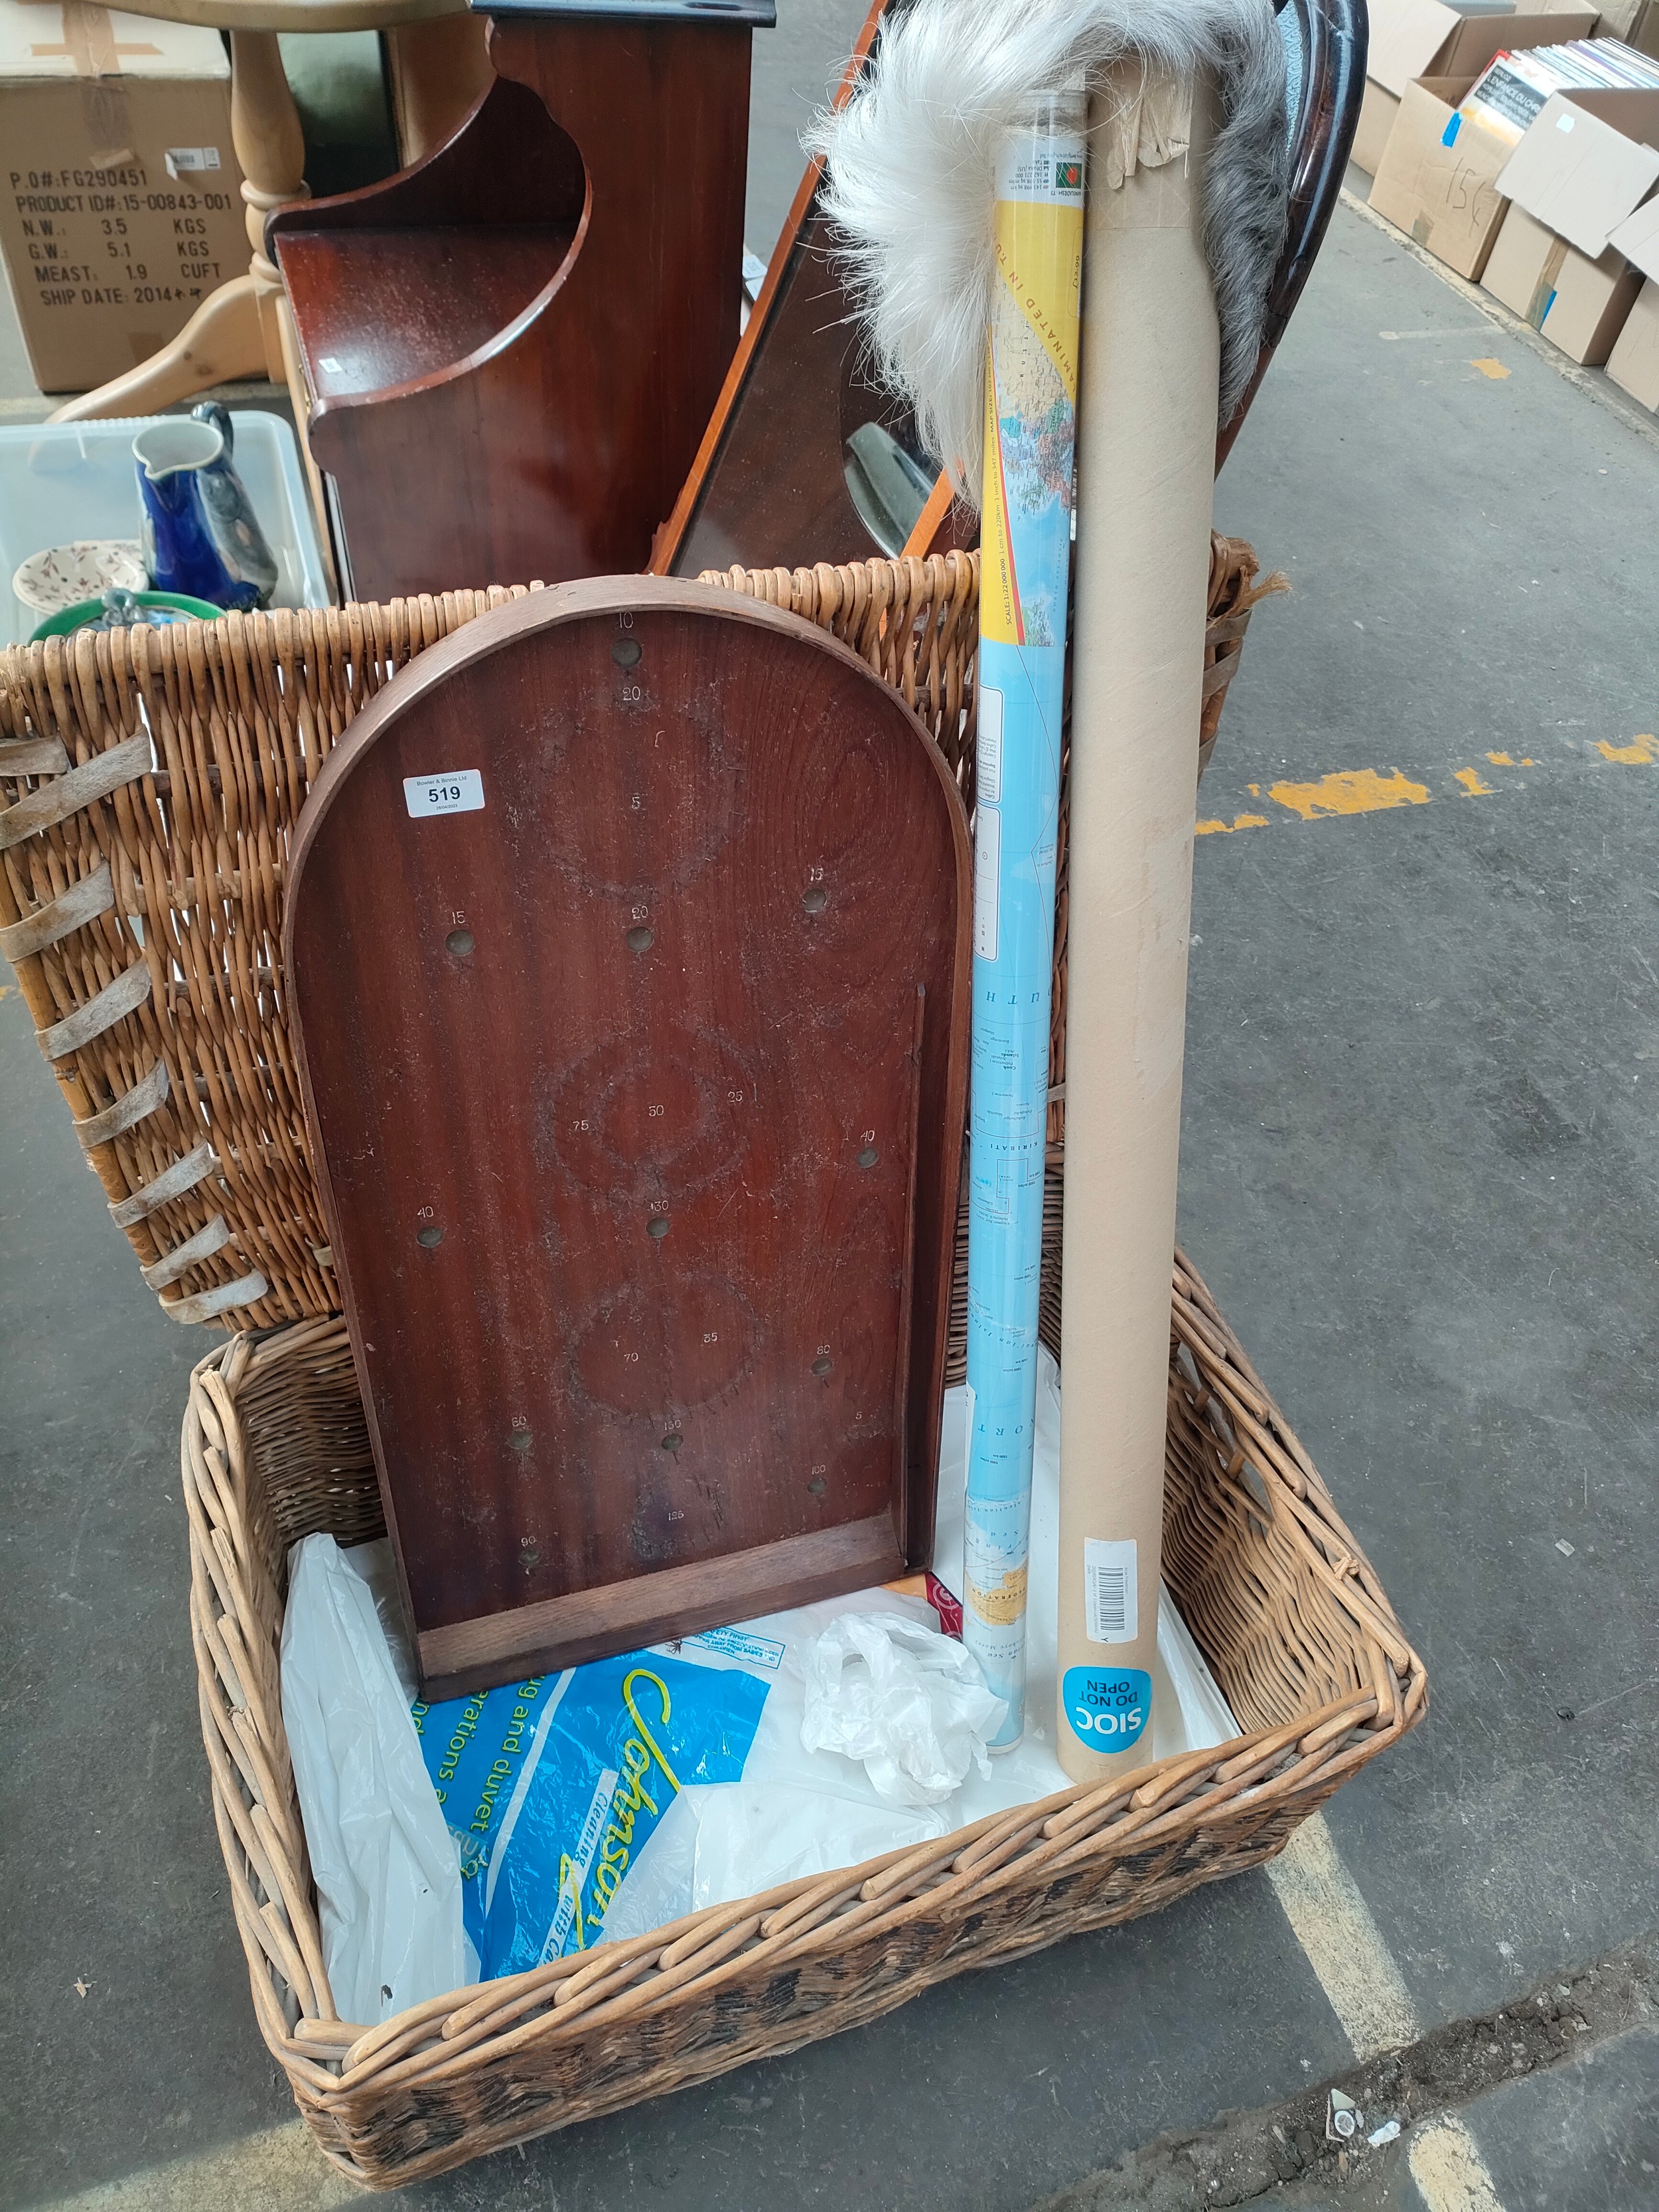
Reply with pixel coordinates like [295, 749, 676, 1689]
[806, 0, 1289, 502]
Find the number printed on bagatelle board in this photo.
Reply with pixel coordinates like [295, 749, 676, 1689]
[1084, 1537, 1137, 1645]
[404, 770, 485, 818]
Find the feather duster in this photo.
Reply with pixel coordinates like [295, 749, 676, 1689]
[805, 0, 1289, 500]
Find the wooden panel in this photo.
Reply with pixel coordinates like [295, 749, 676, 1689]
[286, 579, 970, 1695]
[271, 23, 751, 600]
[275, 223, 579, 398]
[418, 1513, 902, 1702]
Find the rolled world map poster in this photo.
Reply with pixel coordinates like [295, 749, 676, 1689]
[962, 92, 1085, 1747]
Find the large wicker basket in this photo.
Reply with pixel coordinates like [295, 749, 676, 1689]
[186, 1262, 1424, 2189]
[0, 540, 1281, 1339]
[8, 540, 1404, 2189]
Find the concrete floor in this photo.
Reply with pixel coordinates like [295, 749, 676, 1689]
[4, 9, 1659, 2210]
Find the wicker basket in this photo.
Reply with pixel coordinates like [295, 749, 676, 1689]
[6, 542, 1417, 2184]
[186, 1260, 1424, 2189]
[0, 540, 1282, 1338]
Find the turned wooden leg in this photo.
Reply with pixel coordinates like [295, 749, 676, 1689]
[230, 29, 310, 380]
[48, 275, 265, 421]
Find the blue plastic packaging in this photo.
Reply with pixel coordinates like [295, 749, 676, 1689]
[412, 1640, 774, 1974]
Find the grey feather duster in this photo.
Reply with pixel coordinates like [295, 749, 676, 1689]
[805, 0, 1290, 504]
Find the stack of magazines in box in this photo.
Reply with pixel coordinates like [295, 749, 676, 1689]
[1461, 36, 1659, 144]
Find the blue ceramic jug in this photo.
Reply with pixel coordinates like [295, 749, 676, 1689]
[133, 404, 279, 612]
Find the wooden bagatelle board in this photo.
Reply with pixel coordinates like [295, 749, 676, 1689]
[285, 581, 971, 1698]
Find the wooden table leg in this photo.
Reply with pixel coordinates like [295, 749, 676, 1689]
[48, 29, 309, 423]
[231, 29, 310, 380]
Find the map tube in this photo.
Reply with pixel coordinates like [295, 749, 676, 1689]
[964, 93, 1086, 1747]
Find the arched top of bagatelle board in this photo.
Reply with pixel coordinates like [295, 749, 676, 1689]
[285, 575, 972, 879]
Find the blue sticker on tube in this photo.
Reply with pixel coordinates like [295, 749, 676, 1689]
[1061, 1666, 1151, 1752]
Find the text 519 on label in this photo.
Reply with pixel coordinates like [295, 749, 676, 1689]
[404, 771, 485, 819]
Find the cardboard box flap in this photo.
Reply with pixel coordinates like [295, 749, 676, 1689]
[1608, 191, 1659, 278]
[1496, 90, 1659, 258]
[0, 1, 228, 82]
[1367, 0, 1595, 97]
[1421, 72, 1483, 105]
[1370, 0, 1465, 99]
[1439, 11, 1597, 70]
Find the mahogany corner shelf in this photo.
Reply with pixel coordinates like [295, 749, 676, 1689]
[271, 4, 773, 602]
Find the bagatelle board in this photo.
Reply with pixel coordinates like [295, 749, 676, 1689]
[285, 579, 971, 1699]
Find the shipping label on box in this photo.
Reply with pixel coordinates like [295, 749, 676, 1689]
[0, 1, 248, 394]
[1370, 75, 1518, 277]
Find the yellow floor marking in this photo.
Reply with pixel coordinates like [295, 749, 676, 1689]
[1470, 357, 1511, 380]
[1268, 1816, 1511, 2212]
[36, 1822, 1510, 2212]
[1408, 2114, 1508, 2212]
[1268, 768, 1431, 822]
[36, 2120, 358, 2211]
[1199, 739, 1638, 840]
[1267, 1813, 1418, 2058]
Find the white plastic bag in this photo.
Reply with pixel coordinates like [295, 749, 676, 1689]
[798, 1611, 1007, 1806]
[277, 1351, 1242, 1994]
[280, 1534, 472, 2024]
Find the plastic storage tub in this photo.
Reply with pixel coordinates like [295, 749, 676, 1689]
[0, 411, 331, 646]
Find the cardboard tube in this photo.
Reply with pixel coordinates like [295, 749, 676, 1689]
[1055, 68, 1218, 1784]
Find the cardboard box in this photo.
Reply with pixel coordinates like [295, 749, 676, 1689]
[1354, 81, 1406, 175]
[1476, 88, 1659, 358]
[1605, 189, 1659, 396]
[1351, 1, 1597, 173]
[1495, 88, 1659, 252]
[0, 1, 248, 394]
[1370, 75, 1520, 275]
[1593, 0, 1659, 59]
[1607, 175, 1659, 261]
[1480, 201, 1644, 354]
[1605, 270, 1659, 401]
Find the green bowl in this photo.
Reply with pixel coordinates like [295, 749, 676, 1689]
[29, 589, 226, 643]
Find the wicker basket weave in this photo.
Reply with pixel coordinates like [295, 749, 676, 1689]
[3, 541, 1418, 2185]
[185, 1259, 1424, 2189]
[0, 539, 1281, 1337]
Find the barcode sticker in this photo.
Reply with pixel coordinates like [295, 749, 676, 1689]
[165, 146, 221, 177]
[1084, 1538, 1137, 1645]
[977, 684, 1004, 806]
[974, 804, 1001, 960]
[404, 770, 484, 818]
